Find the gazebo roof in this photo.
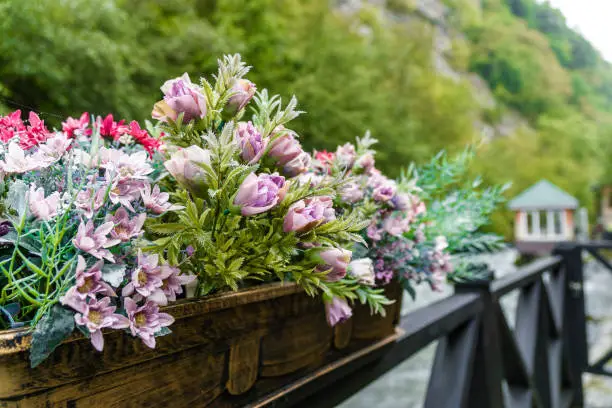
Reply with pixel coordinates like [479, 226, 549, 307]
[508, 180, 578, 211]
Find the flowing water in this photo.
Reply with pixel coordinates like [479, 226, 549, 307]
[339, 249, 612, 408]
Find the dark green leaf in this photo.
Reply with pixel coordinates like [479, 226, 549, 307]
[30, 305, 75, 368]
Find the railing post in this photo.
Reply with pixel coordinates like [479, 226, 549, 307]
[555, 242, 587, 407]
[454, 271, 504, 408]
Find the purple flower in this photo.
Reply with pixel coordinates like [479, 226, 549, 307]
[367, 223, 383, 241]
[72, 297, 130, 352]
[382, 213, 411, 236]
[282, 151, 311, 177]
[235, 121, 267, 164]
[349, 258, 375, 286]
[121, 251, 163, 299]
[124, 298, 175, 348]
[153, 73, 207, 123]
[108, 175, 144, 212]
[268, 128, 303, 165]
[185, 245, 195, 257]
[60, 256, 116, 308]
[140, 183, 184, 215]
[106, 207, 146, 242]
[75, 187, 106, 219]
[325, 297, 352, 327]
[234, 172, 286, 216]
[315, 248, 352, 282]
[283, 196, 335, 233]
[28, 184, 60, 221]
[372, 182, 397, 202]
[335, 143, 356, 168]
[391, 193, 411, 211]
[148, 264, 197, 306]
[340, 182, 364, 203]
[164, 146, 211, 197]
[73, 220, 121, 262]
[226, 79, 257, 115]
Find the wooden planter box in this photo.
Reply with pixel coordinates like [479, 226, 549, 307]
[0, 282, 402, 407]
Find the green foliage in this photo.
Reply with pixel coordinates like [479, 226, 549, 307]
[29, 304, 74, 367]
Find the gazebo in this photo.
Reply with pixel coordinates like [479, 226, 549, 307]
[508, 180, 579, 255]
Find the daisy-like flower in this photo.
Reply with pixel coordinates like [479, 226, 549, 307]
[59, 256, 116, 308]
[75, 187, 106, 219]
[28, 184, 60, 221]
[106, 207, 146, 242]
[140, 183, 183, 215]
[121, 251, 163, 298]
[124, 298, 175, 348]
[73, 220, 121, 262]
[147, 264, 197, 306]
[72, 297, 130, 352]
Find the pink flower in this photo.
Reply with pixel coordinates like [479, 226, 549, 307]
[153, 73, 207, 123]
[235, 121, 267, 164]
[315, 248, 352, 282]
[72, 297, 130, 351]
[314, 150, 335, 174]
[106, 207, 146, 242]
[226, 79, 257, 115]
[349, 258, 375, 286]
[335, 143, 356, 168]
[62, 113, 91, 138]
[124, 298, 175, 348]
[121, 251, 163, 299]
[75, 187, 106, 219]
[283, 196, 335, 233]
[98, 114, 129, 141]
[0, 110, 25, 143]
[0, 142, 43, 173]
[164, 146, 211, 197]
[20, 112, 52, 150]
[234, 172, 286, 216]
[296, 172, 324, 187]
[354, 153, 375, 174]
[282, 151, 311, 177]
[127, 121, 162, 156]
[367, 224, 383, 241]
[268, 129, 303, 165]
[60, 256, 116, 308]
[108, 175, 145, 212]
[383, 214, 411, 236]
[100, 148, 153, 181]
[73, 220, 121, 262]
[28, 185, 60, 221]
[140, 183, 183, 214]
[36, 132, 72, 165]
[148, 264, 197, 306]
[340, 182, 364, 203]
[372, 182, 397, 202]
[325, 297, 352, 327]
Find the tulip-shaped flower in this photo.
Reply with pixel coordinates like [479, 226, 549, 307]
[106, 207, 146, 242]
[124, 298, 175, 348]
[234, 172, 286, 216]
[122, 251, 163, 299]
[73, 220, 120, 262]
[283, 196, 335, 233]
[372, 181, 397, 202]
[235, 121, 267, 164]
[314, 248, 352, 282]
[28, 184, 60, 221]
[340, 182, 364, 204]
[354, 153, 375, 174]
[325, 297, 352, 327]
[282, 151, 311, 177]
[72, 297, 130, 352]
[164, 145, 211, 198]
[140, 183, 184, 214]
[268, 129, 303, 166]
[148, 264, 197, 306]
[60, 256, 116, 309]
[225, 79, 256, 115]
[152, 73, 207, 123]
[348, 258, 375, 286]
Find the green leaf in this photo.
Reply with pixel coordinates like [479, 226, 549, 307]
[6, 180, 28, 220]
[30, 304, 75, 368]
[155, 326, 172, 337]
[101, 263, 126, 287]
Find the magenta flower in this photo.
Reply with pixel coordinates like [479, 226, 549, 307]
[124, 298, 175, 348]
[121, 251, 163, 299]
[62, 112, 91, 139]
[75, 187, 106, 219]
[235, 121, 267, 164]
[60, 256, 116, 305]
[283, 196, 335, 233]
[140, 183, 184, 214]
[325, 297, 352, 327]
[226, 79, 257, 115]
[340, 182, 364, 203]
[164, 146, 211, 197]
[73, 297, 130, 352]
[73, 220, 121, 262]
[282, 151, 311, 177]
[153, 73, 207, 123]
[233, 172, 286, 216]
[348, 258, 375, 286]
[28, 185, 60, 221]
[372, 182, 397, 202]
[106, 207, 146, 242]
[268, 129, 303, 165]
[148, 264, 197, 306]
[315, 248, 352, 282]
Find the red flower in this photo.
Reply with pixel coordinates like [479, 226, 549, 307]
[127, 121, 162, 156]
[0, 110, 25, 143]
[62, 112, 92, 138]
[98, 114, 129, 141]
[20, 112, 52, 150]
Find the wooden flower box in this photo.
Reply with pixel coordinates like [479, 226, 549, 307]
[0, 282, 402, 407]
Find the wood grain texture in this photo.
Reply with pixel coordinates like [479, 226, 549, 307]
[226, 335, 261, 395]
[333, 319, 353, 350]
[352, 280, 403, 340]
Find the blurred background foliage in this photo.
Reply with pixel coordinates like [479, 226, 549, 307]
[1, 0, 611, 239]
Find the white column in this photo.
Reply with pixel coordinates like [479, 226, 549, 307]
[532, 211, 541, 239]
[547, 210, 554, 238]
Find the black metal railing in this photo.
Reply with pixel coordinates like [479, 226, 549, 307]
[278, 242, 606, 408]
